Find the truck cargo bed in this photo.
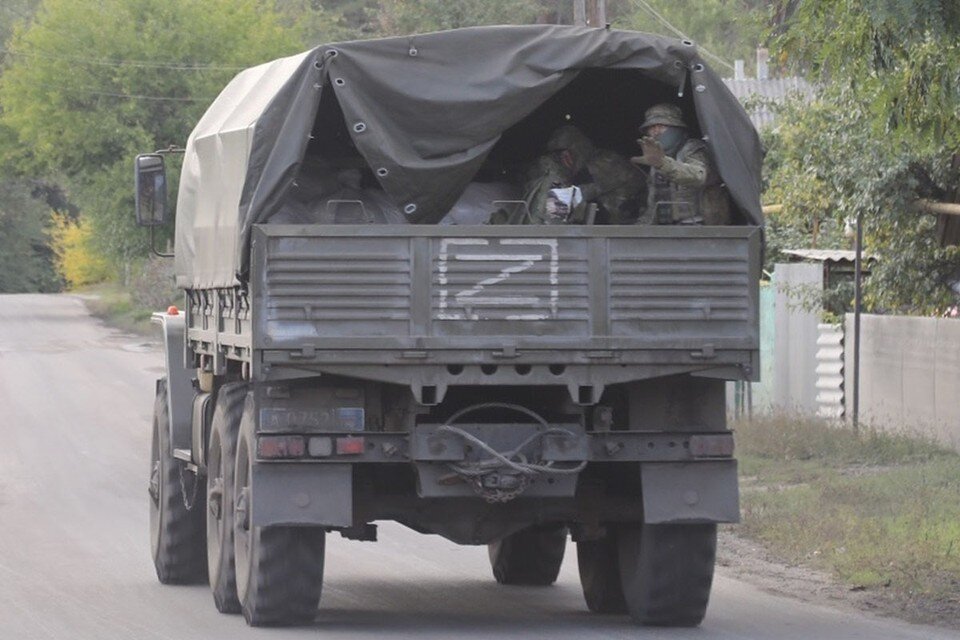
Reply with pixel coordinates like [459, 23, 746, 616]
[186, 225, 760, 397]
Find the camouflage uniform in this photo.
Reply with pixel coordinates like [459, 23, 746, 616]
[522, 125, 645, 225]
[637, 104, 731, 226]
[522, 153, 576, 225]
[575, 151, 646, 224]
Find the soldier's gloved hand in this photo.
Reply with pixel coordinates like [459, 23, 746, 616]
[630, 137, 665, 168]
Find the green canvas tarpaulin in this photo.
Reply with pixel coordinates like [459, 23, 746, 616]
[174, 25, 763, 289]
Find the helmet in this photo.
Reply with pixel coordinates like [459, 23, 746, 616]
[639, 103, 687, 130]
[546, 125, 594, 159]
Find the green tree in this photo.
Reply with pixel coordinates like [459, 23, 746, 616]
[615, 0, 770, 75]
[773, 0, 959, 149]
[763, 0, 960, 314]
[0, 0, 302, 273]
[376, 0, 541, 35]
[273, 0, 358, 46]
[0, 179, 60, 292]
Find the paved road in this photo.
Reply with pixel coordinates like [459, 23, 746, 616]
[1, 293, 957, 640]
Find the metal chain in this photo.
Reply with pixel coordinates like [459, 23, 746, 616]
[438, 403, 588, 503]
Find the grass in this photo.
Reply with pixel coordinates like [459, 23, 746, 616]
[78, 281, 165, 335]
[735, 414, 960, 602]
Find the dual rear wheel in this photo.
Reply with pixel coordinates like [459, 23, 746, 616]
[487, 520, 716, 627]
[577, 524, 717, 627]
[232, 396, 325, 626]
[149, 378, 326, 627]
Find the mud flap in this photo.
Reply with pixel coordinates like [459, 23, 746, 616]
[640, 460, 739, 524]
[250, 462, 352, 527]
[152, 311, 194, 452]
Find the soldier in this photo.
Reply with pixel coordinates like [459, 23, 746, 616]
[630, 103, 731, 225]
[520, 125, 645, 225]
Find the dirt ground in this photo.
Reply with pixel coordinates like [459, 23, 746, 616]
[719, 528, 960, 630]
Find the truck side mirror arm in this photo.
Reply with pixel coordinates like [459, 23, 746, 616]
[134, 147, 184, 258]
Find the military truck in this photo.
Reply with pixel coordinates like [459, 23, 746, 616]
[136, 25, 762, 628]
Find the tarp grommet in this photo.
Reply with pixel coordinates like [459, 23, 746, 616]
[695, 84, 706, 93]
[682, 39, 694, 46]
[325, 49, 339, 58]
[377, 167, 389, 177]
[404, 203, 417, 215]
[693, 63, 705, 72]
[409, 47, 418, 57]
[334, 78, 346, 86]
[353, 122, 367, 133]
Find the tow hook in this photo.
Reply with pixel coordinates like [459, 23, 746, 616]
[482, 473, 522, 490]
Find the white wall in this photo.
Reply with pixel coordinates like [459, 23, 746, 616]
[773, 263, 822, 413]
[845, 313, 960, 449]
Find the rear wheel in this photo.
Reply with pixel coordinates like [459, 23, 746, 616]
[577, 531, 627, 613]
[617, 524, 717, 627]
[488, 525, 567, 586]
[149, 378, 207, 584]
[206, 382, 247, 614]
[233, 399, 325, 626]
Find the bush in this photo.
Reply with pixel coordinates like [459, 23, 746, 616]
[129, 256, 179, 311]
[49, 212, 110, 289]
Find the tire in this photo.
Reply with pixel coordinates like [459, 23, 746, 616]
[233, 397, 326, 626]
[488, 525, 567, 586]
[577, 532, 627, 613]
[617, 523, 717, 627]
[149, 378, 207, 584]
[206, 382, 247, 614]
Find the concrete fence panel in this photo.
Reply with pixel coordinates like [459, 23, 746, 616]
[845, 314, 960, 448]
[773, 263, 822, 413]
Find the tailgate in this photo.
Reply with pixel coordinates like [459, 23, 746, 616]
[250, 225, 760, 354]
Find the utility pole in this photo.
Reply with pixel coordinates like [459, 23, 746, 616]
[574, 0, 586, 25]
[573, 0, 606, 27]
[852, 210, 863, 434]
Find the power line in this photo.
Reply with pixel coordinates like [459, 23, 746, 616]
[37, 84, 214, 102]
[0, 47, 246, 71]
[631, 0, 736, 72]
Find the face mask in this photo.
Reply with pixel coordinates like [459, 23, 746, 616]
[657, 126, 686, 155]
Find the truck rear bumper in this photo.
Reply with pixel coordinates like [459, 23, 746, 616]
[249, 427, 739, 530]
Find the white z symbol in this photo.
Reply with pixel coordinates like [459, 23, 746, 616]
[437, 238, 559, 320]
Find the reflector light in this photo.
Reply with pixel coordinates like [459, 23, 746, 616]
[308, 436, 333, 457]
[336, 436, 366, 455]
[258, 435, 306, 459]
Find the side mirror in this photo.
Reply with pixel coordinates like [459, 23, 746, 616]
[135, 154, 168, 227]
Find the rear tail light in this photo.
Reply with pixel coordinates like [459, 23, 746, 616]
[336, 436, 366, 455]
[257, 435, 306, 459]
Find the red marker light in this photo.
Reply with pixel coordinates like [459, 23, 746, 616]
[258, 435, 306, 459]
[167, 305, 179, 316]
[336, 437, 366, 455]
